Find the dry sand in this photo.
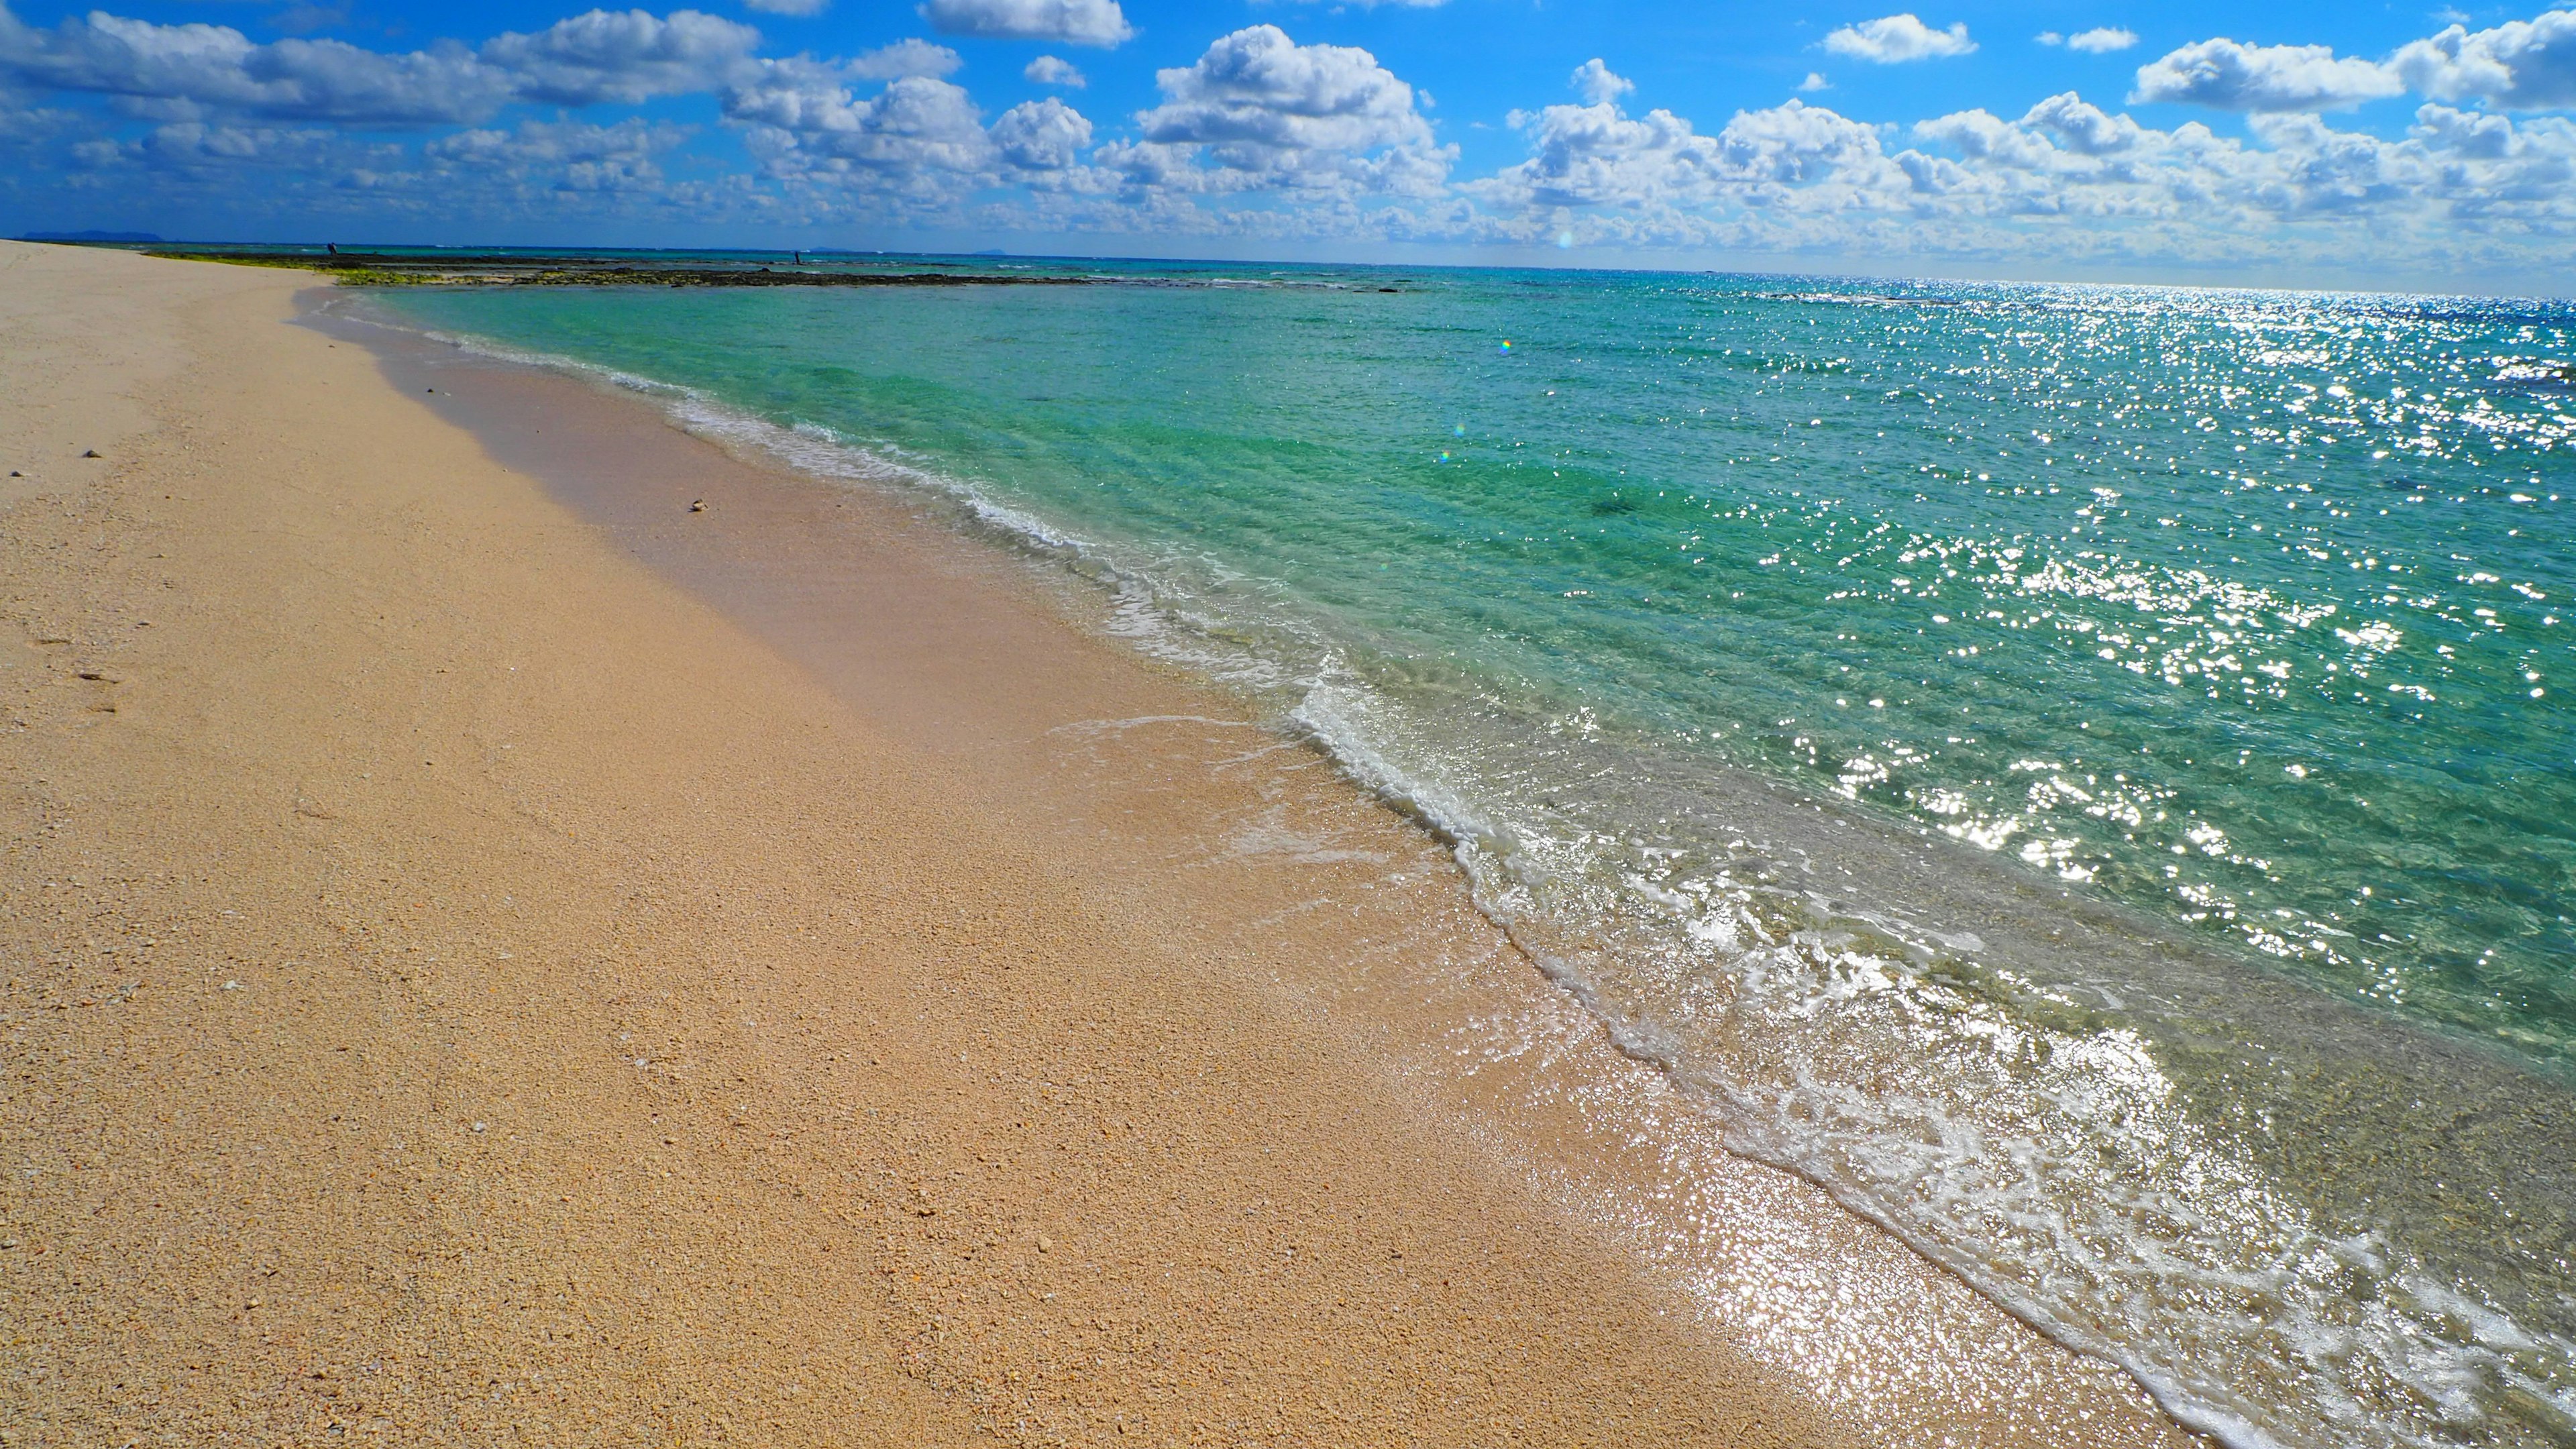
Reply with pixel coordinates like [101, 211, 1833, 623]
[0, 242, 2202, 1448]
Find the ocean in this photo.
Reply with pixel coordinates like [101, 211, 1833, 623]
[372, 257, 2573, 1449]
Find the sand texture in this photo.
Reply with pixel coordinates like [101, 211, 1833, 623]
[0, 243, 2198, 1448]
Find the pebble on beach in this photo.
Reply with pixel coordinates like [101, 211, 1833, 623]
[689, 499, 707, 513]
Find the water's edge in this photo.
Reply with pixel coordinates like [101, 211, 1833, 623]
[309, 284, 2576, 1449]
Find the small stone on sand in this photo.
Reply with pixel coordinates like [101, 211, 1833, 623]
[689, 499, 708, 513]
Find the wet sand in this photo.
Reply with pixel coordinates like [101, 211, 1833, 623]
[0, 241, 2198, 1447]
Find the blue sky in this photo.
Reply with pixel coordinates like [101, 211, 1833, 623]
[3, 0, 2573, 291]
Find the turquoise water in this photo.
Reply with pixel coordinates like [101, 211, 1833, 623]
[378, 263, 2574, 1449]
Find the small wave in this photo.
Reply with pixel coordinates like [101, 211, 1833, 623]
[2491, 357, 2573, 388]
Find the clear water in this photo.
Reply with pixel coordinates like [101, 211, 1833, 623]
[376, 262, 2576, 1449]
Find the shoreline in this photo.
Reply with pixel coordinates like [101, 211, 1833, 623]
[349, 272, 2576, 1449]
[313, 279, 2205, 1443]
[3, 242, 2194, 1446]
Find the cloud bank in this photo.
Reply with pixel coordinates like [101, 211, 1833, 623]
[2131, 10, 2576, 113]
[3, 2, 2572, 289]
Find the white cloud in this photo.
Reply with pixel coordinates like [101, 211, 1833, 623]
[2131, 38, 2405, 111]
[744, 0, 828, 14]
[1823, 14, 1976, 63]
[1024, 54, 1085, 88]
[115, 119, 350, 172]
[481, 9, 763, 107]
[1569, 58, 1632, 106]
[0, 7, 514, 124]
[2392, 7, 2576, 110]
[0, 93, 69, 146]
[1470, 90, 1894, 222]
[848, 38, 961, 80]
[1800, 70, 1831, 91]
[2066, 27, 2139, 54]
[721, 56, 1106, 205]
[1474, 100, 1727, 213]
[989, 94, 1089, 170]
[9, 0, 2576, 285]
[1442, 66, 2576, 274]
[2019, 90, 2149, 154]
[425, 116, 689, 192]
[1108, 25, 1450, 197]
[1717, 97, 1892, 182]
[916, 0, 1132, 48]
[1896, 90, 2576, 234]
[0, 4, 765, 125]
[731, 72, 994, 192]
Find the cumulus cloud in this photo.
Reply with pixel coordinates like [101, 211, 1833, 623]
[916, 0, 1132, 48]
[731, 72, 993, 189]
[2018, 90, 2150, 153]
[1024, 54, 1085, 88]
[1445, 60, 2576, 272]
[1823, 14, 1976, 63]
[2061, 27, 2139, 54]
[8, 0, 2576, 283]
[426, 116, 689, 191]
[1717, 98, 1891, 182]
[1800, 71, 1831, 91]
[2129, 38, 2406, 111]
[1893, 88, 2576, 236]
[989, 94, 1089, 170]
[2392, 7, 2576, 109]
[0, 7, 513, 125]
[0, 92, 69, 145]
[1474, 100, 1729, 213]
[480, 9, 761, 107]
[99, 118, 351, 172]
[74, 111, 737, 222]
[1106, 25, 1450, 197]
[1470, 84, 1894, 226]
[721, 59, 1104, 204]
[0, 4, 763, 125]
[1569, 58, 1632, 105]
[848, 38, 961, 80]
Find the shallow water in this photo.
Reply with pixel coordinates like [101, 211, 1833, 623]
[378, 262, 2574, 1449]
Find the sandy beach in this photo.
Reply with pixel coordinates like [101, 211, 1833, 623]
[0, 241, 2201, 1448]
